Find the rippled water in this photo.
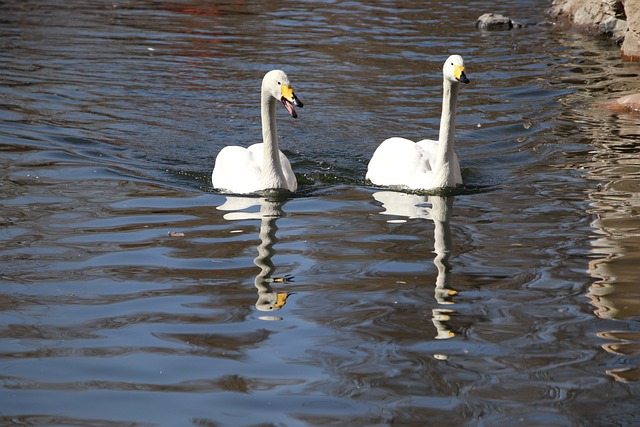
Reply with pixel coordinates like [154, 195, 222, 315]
[2, 0, 640, 426]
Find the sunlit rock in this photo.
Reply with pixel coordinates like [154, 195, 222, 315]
[602, 93, 640, 113]
[548, 0, 640, 61]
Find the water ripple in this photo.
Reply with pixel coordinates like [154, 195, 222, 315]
[2, 0, 640, 425]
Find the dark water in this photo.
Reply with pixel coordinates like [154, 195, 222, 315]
[2, 0, 640, 426]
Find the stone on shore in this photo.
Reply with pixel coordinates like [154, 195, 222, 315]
[602, 94, 640, 113]
[548, 0, 640, 61]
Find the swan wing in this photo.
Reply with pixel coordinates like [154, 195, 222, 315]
[416, 138, 462, 186]
[366, 137, 435, 189]
[211, 145, 262, 194]
[247, 144, 297, 192]
[278, 151, 297, 192]
[416, 138, 440, 159]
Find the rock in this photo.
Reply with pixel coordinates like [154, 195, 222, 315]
[621, 1, 640, 61]
[548, 0, 625, 37]
[476, 13, 513, 31]
[599, 16, 627, 44]
[602, 94, 640, 113]
[548, 0, 640, 61]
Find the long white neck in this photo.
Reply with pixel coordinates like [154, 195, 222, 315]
[438, 79, 460, 148]
[432, 79, 460, 186]
[261, 91, 287, 189]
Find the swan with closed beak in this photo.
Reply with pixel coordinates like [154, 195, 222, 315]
[366, 55, 470, 190]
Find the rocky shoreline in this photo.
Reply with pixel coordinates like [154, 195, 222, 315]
[548, 0, 640, 61]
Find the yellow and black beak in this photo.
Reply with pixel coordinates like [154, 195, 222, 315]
[453, 65, 470, 84]
[281, 84, 303, 118]
[274, 292, 291, 309]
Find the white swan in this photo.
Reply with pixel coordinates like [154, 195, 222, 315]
[211, 70, 303, 194]
[366, 55, 470, 190]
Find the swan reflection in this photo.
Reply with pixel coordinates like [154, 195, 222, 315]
[373, 191, 458, 340]
[218, 196, 293, 320]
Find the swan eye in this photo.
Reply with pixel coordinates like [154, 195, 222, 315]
[277, 82, 281, 85]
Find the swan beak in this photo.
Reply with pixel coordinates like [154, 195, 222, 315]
[454, 65, 470, 84]
[281, 84, 303, 118]
[274, 292, 291, 309]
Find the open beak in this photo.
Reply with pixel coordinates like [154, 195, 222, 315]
[281, 84, 303, 118]
[454, 65, 470, 84]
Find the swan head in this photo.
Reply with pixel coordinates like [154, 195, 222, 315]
[255, 291, 291, 311]
[443, 55, 470, 85]
[262, 70, 304, 118]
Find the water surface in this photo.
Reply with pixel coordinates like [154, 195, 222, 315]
[2, 0, 640, 426]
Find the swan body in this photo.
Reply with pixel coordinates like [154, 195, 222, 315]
[366, 55, 469, 190]
[211, 70, 303, 194]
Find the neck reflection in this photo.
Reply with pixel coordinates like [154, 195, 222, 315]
[218, 195, 293, 321]
[372, 191, 457, 340]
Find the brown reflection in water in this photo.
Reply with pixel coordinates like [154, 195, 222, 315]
[217, 196, 294, 320]
[551, 34, 640, 382]
[582, 105, 640, 382]
[159, 1, 251, 59]
[372, 192, 457, 344]
[6, 372, 302, 394]
[159, 328, 272, 360]
[600, 331, 640, 383]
